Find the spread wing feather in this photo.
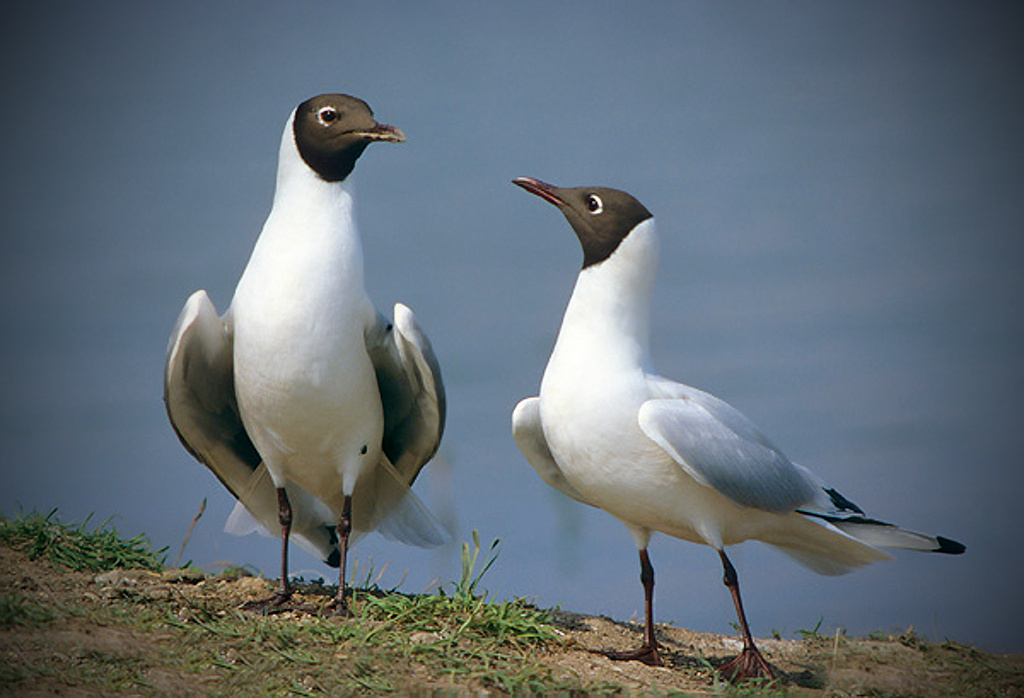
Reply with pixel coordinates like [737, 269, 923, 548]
[366, 303, 446, 486]
[163, 290, 340, 565]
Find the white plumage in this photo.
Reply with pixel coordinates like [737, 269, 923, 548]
[511, 177, 963, 680]
[165, 94, 446, 613]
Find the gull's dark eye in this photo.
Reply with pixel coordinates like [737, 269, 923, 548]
[587, 194, 604, 214]
[317, 107, 339, 126]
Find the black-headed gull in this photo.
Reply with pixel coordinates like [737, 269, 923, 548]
[165, 94, 446, 614]
[511, 176, 964, 680]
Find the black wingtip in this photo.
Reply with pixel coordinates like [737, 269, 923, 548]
[935, 536, 966, 555]
[824, 487, 865, 515]
[325, 548, 341, 568]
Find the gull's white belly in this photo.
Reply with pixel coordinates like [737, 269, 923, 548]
[541, 381, 768, 549]
[232, 300, 383, 499]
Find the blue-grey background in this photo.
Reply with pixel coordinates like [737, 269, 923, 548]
[3, 2, 1021, 654]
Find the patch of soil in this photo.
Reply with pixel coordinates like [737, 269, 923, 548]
[2, 545, 1022, 696]
[541, 609, 1024, 696]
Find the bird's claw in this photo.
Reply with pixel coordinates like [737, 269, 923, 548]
[241, 590, 293, 614]
[602, 643, 663, 667]
[718, 646, 776, 682]
[323, 593, 353, 618]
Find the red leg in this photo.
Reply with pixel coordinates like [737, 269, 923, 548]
[716, 549, 775, 682]
[325, 495, 353, 617]
[605, 548, 662, 666]
[243, 488, 294, 612]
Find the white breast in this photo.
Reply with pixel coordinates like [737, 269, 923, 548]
[538, 219, 767, 547]
[539, 222, 664, 508]
[229, 163, 383, 499]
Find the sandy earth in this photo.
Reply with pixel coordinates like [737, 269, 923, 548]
[2, 545, 1022, 696]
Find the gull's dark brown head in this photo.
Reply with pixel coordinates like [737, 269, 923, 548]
[293, 93, 405, 182]
[513, 177, 652, 269]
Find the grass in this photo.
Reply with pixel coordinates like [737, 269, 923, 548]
[0, 511, 608, 695]
[3, 510, 1020, 696]
[796, 616, 825, 641]
[0, 592, 55, 629]
[0, 508, 166, 572]
[151, 574, 575, 694]
[160, 597, 576, 694]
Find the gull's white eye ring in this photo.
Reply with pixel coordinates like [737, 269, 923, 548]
[587, 194, 603, 214]
[317, 107, 339, 126]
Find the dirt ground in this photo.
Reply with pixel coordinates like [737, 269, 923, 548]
[2, 544, 1022, 696]
[540, 609, 1023, 696]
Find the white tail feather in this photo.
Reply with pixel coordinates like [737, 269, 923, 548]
[322, 455, 450, 549]
[828, 520, 946, 553]
[223, 464, 339, 564]
[763, 514, 892, 576]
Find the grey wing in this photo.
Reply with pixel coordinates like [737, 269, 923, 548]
[164, 290, 340, 565]
[164, 290, 261, 494]
[638, 378, 816, 512]
[365, 303, 445, 486]
[512, 397, 593, 506]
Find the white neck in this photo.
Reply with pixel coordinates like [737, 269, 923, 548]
[231, 114, 367, 311]
[547, 218, 659, 377]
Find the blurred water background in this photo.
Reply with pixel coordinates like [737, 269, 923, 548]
[2, 2, 1021, 653]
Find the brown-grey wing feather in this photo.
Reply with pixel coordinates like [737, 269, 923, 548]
[366, 303, 445, 486]
[164, 290, 261, 494]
